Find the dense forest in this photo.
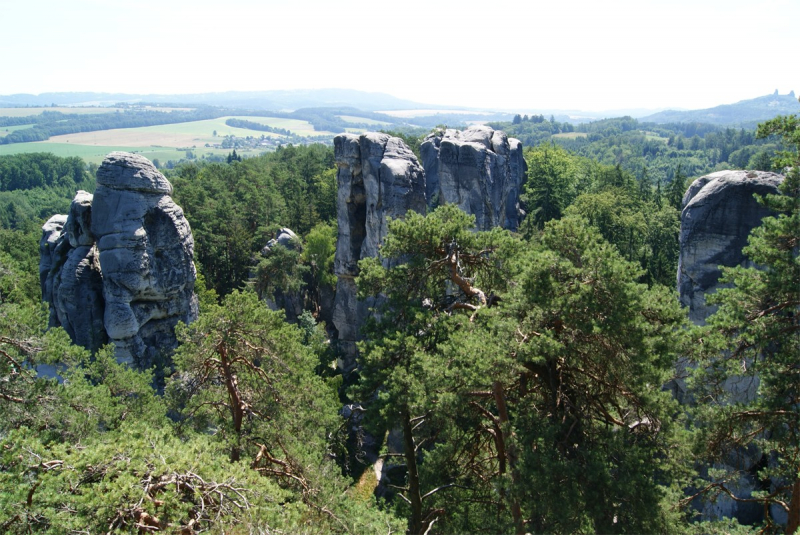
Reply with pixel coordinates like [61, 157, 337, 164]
[0, 107, 798, 534]
[489, 115, 783, 182]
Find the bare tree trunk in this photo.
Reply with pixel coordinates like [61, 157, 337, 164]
[402, 409, 424, 535]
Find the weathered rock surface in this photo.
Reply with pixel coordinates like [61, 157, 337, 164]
[261, 227, 299, 255]
[420, 125, 525, 230]
[678, 170, 783, 324]
[677, 169, 784, 524]
[331, 128, 525, 370]
[332, 133, 427, 370]
[260, 227, 304, 321]
[40, 200, 107, 353]
[40, 152, 198, 367]
[39, 214, 69, 326]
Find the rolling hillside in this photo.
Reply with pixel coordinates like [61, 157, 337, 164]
[640, 91, 799, 127]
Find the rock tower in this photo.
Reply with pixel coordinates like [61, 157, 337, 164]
[332, 127, 524, 370]
[677, 169, 784, 523]
[40, 152, 198, 367]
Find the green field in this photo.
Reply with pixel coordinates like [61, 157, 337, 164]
[641, 131, 669, 142]
[0, 115, 342, 164]
[231, 116, 335, 136]
[42, 116, 332, 145]
[0, 106, 192, 118]
[336, 115, 391, 127]
[0, 142, 270, 165]
[0, 124, 35, 137]
[552, 132, 588, 139]
[0, 107, 126, 117]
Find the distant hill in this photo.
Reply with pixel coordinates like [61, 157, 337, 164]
[0, 89, 436, 113]
[640, 91, 799, 127]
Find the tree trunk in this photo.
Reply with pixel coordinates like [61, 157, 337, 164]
[219, 344, 244, 462]
[402, 409, 424, 535]
[787, 475, 800, 535]
[493, 381, 524, 535]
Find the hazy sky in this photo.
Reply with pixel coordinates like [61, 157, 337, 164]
[2, 0, 797, 112]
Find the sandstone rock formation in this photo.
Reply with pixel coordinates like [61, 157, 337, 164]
[678, 169, 784, 324]
[260, 227, 304, 321]
[261, 227, 299, 254]
[332, 133, 427, 369]
[677, 169, 784, 524]
[40, 205, 107, 353]
[331, 128, 524, 370]
[420, 125, 525, 230]
[40, 152, 198, 367]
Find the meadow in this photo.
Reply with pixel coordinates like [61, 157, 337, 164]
[0, 142, 259, 165]
[0, 116, 337, 164]
[0, 124, 35, 137]
[552, 132, 588, 139]
[336, 115, 391, 126]
[0, 107, 124, 117]
[0, 106, 190, 117]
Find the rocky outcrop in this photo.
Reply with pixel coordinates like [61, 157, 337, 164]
[40, 203, 107, 353]
[678, 170, 784, 324]
[40, 152, 198, 367]
[260, 227, 304, 321]
[332, 133, 427, 370]
[677, 169, 784, 524]
[262, 227, 299, 255]
[420, 125, 525, 230]
[331, 128, 525, 370]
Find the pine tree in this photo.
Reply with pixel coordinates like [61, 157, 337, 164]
[667, 164, 688, 211]
[688, 109, 800, 533]
[353, 205, 520, 534]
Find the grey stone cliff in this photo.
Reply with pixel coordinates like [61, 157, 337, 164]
[332, 133, 427, 370]
[678, 169, 784, 324]
[332, 128, 524, 371]
[420, 125, 525, 230]
[40, 198, 107, 353]
[676, 169, 784, 524]
[40, 152, 198, 367]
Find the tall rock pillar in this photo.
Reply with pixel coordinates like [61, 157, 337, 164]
[677, 169, 784, 524]
[420, 125, 525, 231]
[332, 133, 427, 370]
[40, 152, 198, 368]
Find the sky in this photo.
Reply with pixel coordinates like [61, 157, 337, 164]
[1, 0, 798, 112]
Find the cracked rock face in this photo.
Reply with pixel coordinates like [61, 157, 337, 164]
[676, 169, 784, 524]
[331, 128, 524, 371]
[678, 170, 783, 325]
[331, 128, 526, 487]
[40, 152, 198, 367]
[420, 125, 526, 231]
[332, 133, 427, 370]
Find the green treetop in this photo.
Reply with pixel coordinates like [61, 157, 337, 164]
[688, 107, 800, 534]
